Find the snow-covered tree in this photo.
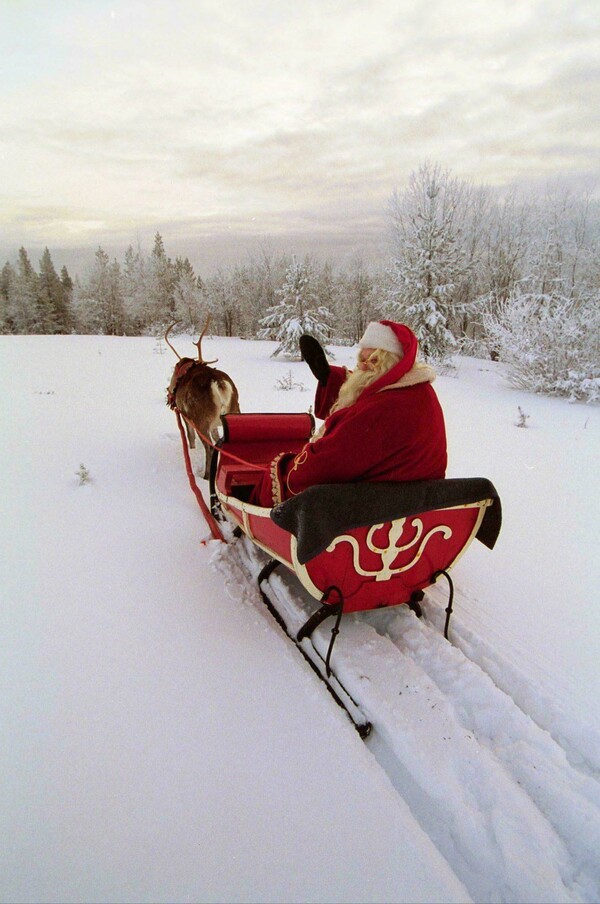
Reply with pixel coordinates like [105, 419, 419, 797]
[258, 256, 332, 358]
[79, 247, 126, 335]
[204, 268, 239, 337]
[523, 188, 600, 301]
[482, 291, 600, 402]
[8, 248, 39, 333]
[471, 186, 600, 360]
[145, 232, 176, 329]
[121, 244, 147, 335]
[173, 259, 204, 332]
[34, 249, 58, 333]
[242, 243, 291, 337]
[0, 261, 15, 333]
[38, 248, 71, 332]
[334, 255, 378, 344]
[228, 264, 256, 338]
[386, 163, 472, 363]
[480, 190, 532, 303]
[315, 260, 336, 328]
[60, 266, 74, 330]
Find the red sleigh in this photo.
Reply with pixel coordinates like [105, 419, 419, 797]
[210, 412, 502, 669]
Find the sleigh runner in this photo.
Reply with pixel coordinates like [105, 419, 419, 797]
[209, 413, 501, 703]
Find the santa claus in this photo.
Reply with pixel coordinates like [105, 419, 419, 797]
[251, 320, 447, 507]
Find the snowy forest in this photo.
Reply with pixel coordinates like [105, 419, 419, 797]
[2, 163, 599, 402]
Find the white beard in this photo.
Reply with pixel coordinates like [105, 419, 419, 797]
[312, 368, 383, 439]
[330, 367, 382, 413]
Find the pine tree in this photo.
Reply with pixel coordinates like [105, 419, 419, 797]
[9, 248, 39, 333]
[258, 256, 332, 358]
[38, 248, 71, 332]
[0, 262, 15, 332]
[387, 163, 471, 363]
[60, 266, 74, 332]
[146, 232, 176, 328]
[174, 256, 196, 283]
[70, 276, 87, 332]
[60, 265, 73, 295]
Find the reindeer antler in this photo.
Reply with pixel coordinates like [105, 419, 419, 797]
[194, 315, 218, 365]
[164, 321, 183, 360]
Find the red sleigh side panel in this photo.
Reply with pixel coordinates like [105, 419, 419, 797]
[216, 479, 492, 612]
[295, 502, 491, 611]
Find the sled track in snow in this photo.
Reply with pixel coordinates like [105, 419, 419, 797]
[212, 532, 600, 904]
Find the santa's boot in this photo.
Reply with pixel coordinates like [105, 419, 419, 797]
[299, 335, 330, 386]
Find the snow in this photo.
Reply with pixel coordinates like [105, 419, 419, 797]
[1, 333, 599, 904]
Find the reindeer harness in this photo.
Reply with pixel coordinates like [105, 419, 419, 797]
[167, 358, 208, 409]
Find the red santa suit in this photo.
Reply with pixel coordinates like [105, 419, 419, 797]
[251, 322, 447, 507]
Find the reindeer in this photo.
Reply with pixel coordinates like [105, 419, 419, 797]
[166, 318, 240, 479]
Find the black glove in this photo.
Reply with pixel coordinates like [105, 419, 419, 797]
[299, 334, 330, 387]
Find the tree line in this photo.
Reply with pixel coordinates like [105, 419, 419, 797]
[2, 163, 599, 400]
[0, 231, 384, 343]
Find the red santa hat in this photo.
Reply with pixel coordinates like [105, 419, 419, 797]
[358, 320, 418, 370]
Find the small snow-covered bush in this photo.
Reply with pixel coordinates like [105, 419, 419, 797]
[483, 293, 600, 403]
[76, 463, 91, 485]
[275, 370, 306, 392]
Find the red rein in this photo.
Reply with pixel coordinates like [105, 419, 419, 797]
[174, 409, 226, 543]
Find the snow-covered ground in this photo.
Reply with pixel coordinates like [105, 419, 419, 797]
[1, 333, 599, 904]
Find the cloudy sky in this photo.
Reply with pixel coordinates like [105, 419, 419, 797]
[1, 0, 599, 265]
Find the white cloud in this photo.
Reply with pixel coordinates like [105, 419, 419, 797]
[0, 0, 598, 249]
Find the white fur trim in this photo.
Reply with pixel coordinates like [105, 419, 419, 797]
[358, 322, 404, 357]
[381, 362, 436, 390]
